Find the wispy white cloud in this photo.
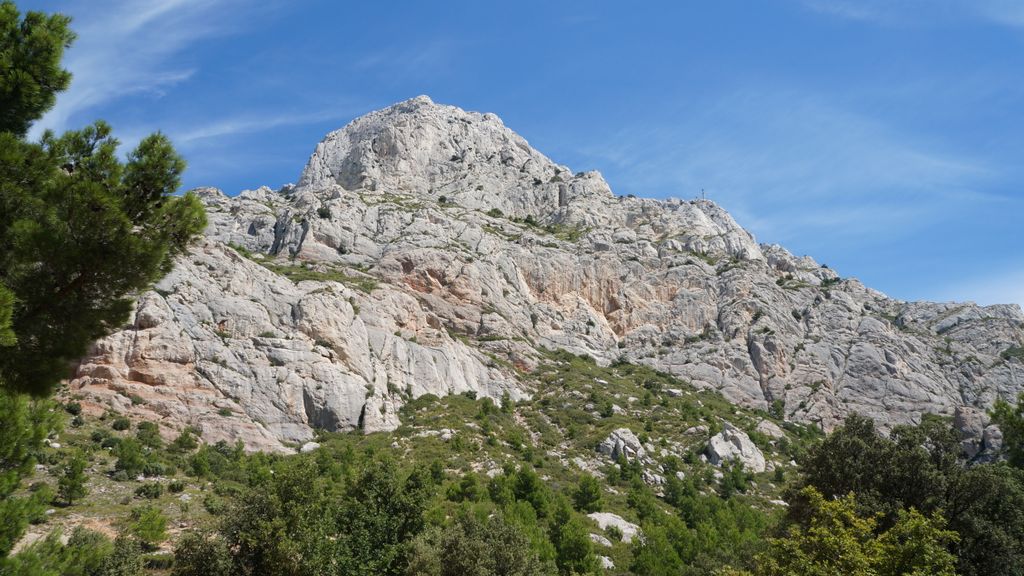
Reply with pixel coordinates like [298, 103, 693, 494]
[351, 39, 455, 83]
[576, 90, 999, 246]
[30, 0, 270, 138]
[931, 269, 1024, 308]
[171, 107, 359, 146]
[799, 0, 1024, 28]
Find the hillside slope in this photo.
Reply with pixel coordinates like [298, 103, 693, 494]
[68, 96, 1024, 452]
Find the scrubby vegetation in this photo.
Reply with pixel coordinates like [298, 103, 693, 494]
[6, 347, 1024, 575]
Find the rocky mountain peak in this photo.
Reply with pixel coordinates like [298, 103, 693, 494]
[297, 95, 613, 221]
[68, 98, 1024, 453]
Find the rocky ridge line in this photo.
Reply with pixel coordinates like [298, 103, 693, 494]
[68, 96, 1024, 453]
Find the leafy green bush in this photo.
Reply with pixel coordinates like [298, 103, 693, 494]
[113, 438, 146, 477]
[134, 482, 163, 499]
[572, 474, 602, 513]
[171, 532, 232, 576]
[129, 506, 167, 550]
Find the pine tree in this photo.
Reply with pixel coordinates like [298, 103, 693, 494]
[57, 451, 88, 505]
[572, 473, 602, 513]
[0, 0, 204, 560]
[0, 1, 207, 398]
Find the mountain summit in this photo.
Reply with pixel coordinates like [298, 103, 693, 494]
[69, 98, 1024, 453]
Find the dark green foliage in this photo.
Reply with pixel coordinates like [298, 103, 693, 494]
[719, 461, 751, 499]
[740, 487, 958, 576]
[0, 119, 206, 397]
[572, 473, 602, 513]
[113, 437, 145, 477]
[550, 499, 599, 575]
[111, 416, 130, 431]
[169, 427, 199, 453]
[6, 531, 143, 576]
[0, 2, 73, 137]
[406, 510, 556, 576]
[134, 421, 161, 449]
[944, 464, 1024, 576]
[0, 527, 114, 576]
[991, 392, 1024, 467]
[128, 506, 167, 549]
[56, 451, 87, 505]
[0, 389, 60, 556]
[219, 456, 434, 576]
[796, 412, 1024, 575]
[0, 0, 206, 398]
[98, 536, 144, 576]
[1002, 346, 1024, 363]
[630, 524, 684, 576]
[188, 441, 244, 479]
[133, 482, 163, 499]
[655, 473, 773, 573]
[447, 472, 482, 502]
[792, 413, 958, 527]
[170, 532, 232, 576]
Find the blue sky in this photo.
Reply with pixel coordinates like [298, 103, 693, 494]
[23, 0, 1024, 308]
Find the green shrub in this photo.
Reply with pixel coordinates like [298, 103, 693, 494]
[129, 506, 168, 549]
[572, 474, 602, 513]
[114, 437, 146, 477]
[172, 531, 232, 576]
[136, 420, 162, 448]
[134, 482, 164, 499]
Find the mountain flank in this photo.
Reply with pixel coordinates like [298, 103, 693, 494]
[68, 96, 1024, 454]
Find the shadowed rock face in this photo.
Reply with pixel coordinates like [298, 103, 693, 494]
[69, 96, 1024, 451]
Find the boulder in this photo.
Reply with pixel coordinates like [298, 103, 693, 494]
[587, 512, 640, 543]
[597, 428, 646, 462]
[755, 420, 785, 439]
[706, 423, 767, 473]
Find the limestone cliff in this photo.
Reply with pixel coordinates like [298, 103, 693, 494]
[69, 96, 1024, 451]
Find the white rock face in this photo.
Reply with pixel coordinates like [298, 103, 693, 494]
[706, 423, 767, 473]
[68, 96, 1024, 451]
[756, 420, 786, 439]
[587, 512, 640, 544]
[597, 428, 647, 462]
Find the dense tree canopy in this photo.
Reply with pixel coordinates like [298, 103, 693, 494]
[792, 412, 1024, 575]
[746, 487, 958, 576]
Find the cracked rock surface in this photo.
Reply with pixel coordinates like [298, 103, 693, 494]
[69, 96, 1024, 451]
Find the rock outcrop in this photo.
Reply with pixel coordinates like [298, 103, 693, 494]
[587, 513, 640, 544]
[68, 96, 1024, 451]
[706, 423, 767, 473]
[597, 428, 648, 463]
